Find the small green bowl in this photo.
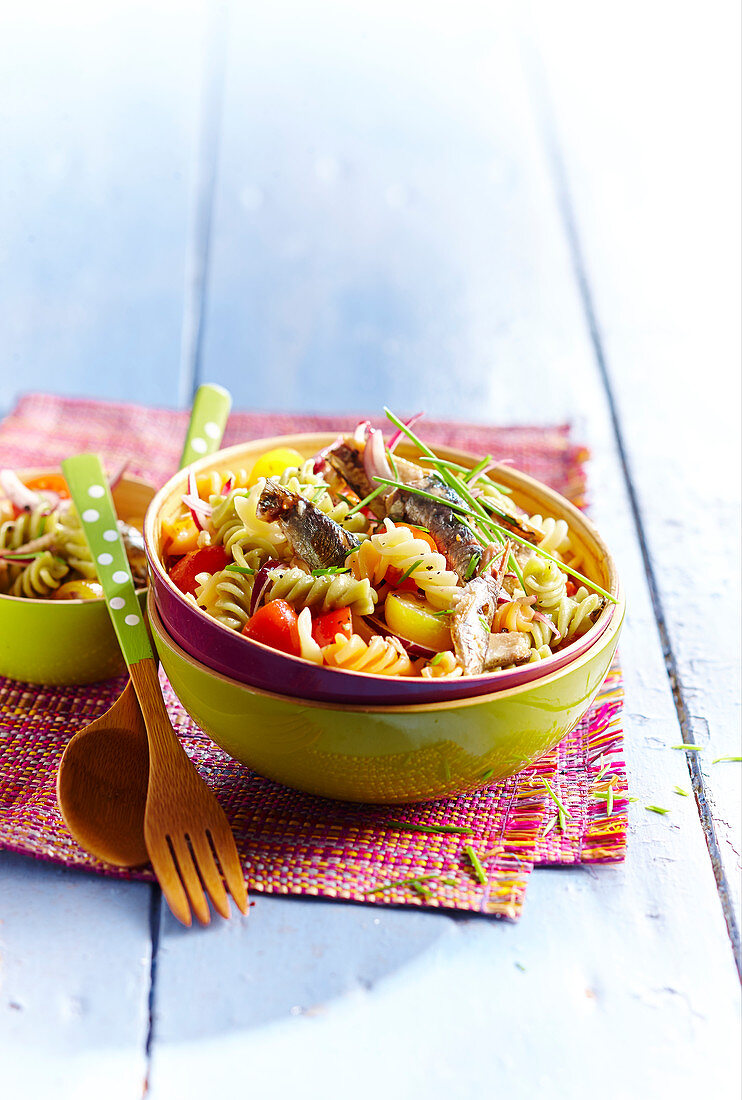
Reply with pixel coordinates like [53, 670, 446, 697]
[0, 473, 154, 685]
[149, 587, 624, 804]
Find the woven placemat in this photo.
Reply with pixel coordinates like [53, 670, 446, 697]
[0, 394, 627, 918]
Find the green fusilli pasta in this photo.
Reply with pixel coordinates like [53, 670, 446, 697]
[195, 560, 262, 631]
[11, 551, 68, 598]
[264, 565, 377, 616]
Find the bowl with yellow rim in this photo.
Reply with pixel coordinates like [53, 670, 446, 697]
[144, 433, 622, 705]
[148, 587, 624, 803]
[0, 470, 154, 685]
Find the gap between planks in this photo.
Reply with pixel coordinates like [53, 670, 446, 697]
[523, 41, 742, 981]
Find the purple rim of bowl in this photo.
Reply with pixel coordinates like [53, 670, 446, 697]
[148, 559, 615, 706]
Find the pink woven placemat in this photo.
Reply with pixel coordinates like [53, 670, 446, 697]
[0, 394, 627, 918]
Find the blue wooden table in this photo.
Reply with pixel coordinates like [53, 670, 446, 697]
[1, 3, 740, 1096]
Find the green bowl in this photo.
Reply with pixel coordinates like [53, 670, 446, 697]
[149, 587, 624, 804]
[0, 474, 154, 685]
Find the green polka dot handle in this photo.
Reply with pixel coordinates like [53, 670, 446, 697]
[62, 454, 153, 667]
[179, 383, 232, 468]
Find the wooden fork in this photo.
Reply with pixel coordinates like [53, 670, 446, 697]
[64, 453, 247, 926]
[130, 657, 247, 925]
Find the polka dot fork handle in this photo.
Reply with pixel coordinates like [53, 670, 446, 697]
[178, 383, 232, 469]
[62, 454, 154, 667]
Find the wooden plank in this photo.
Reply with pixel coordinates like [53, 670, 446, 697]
[198, 2, 600, 419]
[0, 853, 153, 1098]
[149, 5, 740, 1094]
[0, 3, 207, 1090]
[523, 0, 742, 942]
[0, 2, 203, 411]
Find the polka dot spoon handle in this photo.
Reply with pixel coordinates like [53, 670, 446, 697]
[179, 383, 232, 468]
[62, 453, 153, 666]
[62, 451, 248, 926]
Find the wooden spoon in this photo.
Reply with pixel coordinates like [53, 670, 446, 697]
[63, 451, 247, 925]
[56, 383, 231, 866]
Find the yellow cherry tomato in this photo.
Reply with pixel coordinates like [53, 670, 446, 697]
[161, 512, 200, 555]
[384, 591, 453, 653]
[53, 580, 104, 601]
[248, 447, 306, 486]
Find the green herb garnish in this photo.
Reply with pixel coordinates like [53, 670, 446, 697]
[366, 873, 441, 896]
[673, 786, 689, 796]
[433, 608, 455, 616]
[478, 615, 490, 633]
[225, 564, 256, 575]
[464, 455, 492, 482]
[712, 755, 742, 764]
[311, 565, 351, 577]
[671, 744, 703, 751]
[377, 430, 615, 603]
[463, 844, 488, 887]
[606, 783, 614, 818]
[541, 777, 572, 819]
[542, 816, 558, 837]
[429, 653, 445, 666]
[344, 483, 386, 518]
[646, 805, 670, 815]
[386, 821, 474, 836]
[396, 559, 423, 586]
[464, 553, 479, 580]
[481, 768, 494, 780]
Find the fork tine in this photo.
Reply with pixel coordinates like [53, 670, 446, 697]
[170, 835, 211, 926]
[208, 827, 248, 914]
[190, 831, 231, 920]
[147, 834, 192, 927]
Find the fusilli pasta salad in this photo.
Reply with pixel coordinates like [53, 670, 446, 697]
[163, 414, 615, 679]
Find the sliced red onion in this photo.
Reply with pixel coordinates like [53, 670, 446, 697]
[249, 559, 283, 617]
[532, 609, 561, 640]
[312, 434, 344, 473]
[0, 553, 36, 565]
[363, 427, 393, 485]
[0, 470, 42, 510]
[387, 411, 424, 453]
[35, 490, 61, 512]
[352, 420, 371, 444]
[182, 469, 214, 531]
[181, 493, 213, 532]
[221, 477, 233, 496]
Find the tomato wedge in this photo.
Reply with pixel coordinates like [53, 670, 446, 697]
[382, 524, 439, 592]
[22, 473, 70, 499]
[242, 599, 301, 657]
[311, 607, 353, 648]
[384, 566, 419, 593]
[169, 545, 229, 597]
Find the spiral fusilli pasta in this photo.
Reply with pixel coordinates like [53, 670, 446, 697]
[322, 633, 413, 676]
[368, 520, 460, 609]
[264, 566, 377, 616]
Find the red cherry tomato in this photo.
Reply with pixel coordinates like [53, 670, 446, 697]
[242, 599, 301, 657]
[22, 473, 71, 499]
[311, 606, 353, 648]
[382, 524, 439, 592]
[565, 578, 578, 598]
[169, 545, 229, 597]
[384, 566, 420, 593]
